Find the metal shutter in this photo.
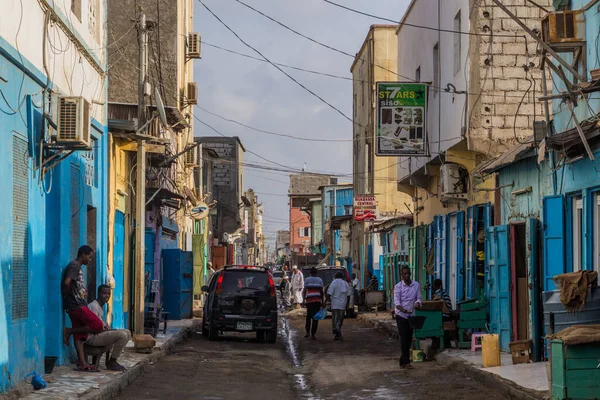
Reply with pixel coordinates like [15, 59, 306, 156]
[12, 136, 29, 321]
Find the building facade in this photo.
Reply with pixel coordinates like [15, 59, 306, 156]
[0, 0, 108, 391]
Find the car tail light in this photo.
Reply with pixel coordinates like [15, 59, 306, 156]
[268, 275, 276, 297]
[215, 274, 224, 295]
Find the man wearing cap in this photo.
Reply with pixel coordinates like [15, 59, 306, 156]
[291, 265, 304, 309]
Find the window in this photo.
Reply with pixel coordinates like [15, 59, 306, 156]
[415, 66, 421, 82]
[88, 0, 100, 41]
[572, 196, 583, 272]
[454, 11, 462, 75]
[298, 227, 310, 237]
[594, 193, 600, 272]
[433, 43, 440, 95]
[71, 0, 82, 22]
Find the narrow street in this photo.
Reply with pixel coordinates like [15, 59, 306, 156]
[116, 313, 508, 400]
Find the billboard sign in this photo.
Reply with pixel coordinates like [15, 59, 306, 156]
[354, 195, 377, 222]
[376, 82, 428, 156]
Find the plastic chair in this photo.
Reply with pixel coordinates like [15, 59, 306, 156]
[471, 332, 485, 352]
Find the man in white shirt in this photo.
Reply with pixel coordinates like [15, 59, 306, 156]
[87, 285, 132, 371]
[326, 272, 350, 340]
[291, 266, 305, 309]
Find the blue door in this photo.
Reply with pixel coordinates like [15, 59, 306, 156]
[542, 196, 565, 291]
[455, 211, 465, 302]
[180, 251, 194, 320]
[466, 206, 476, 299]
[486, 225, 512, 352]
[434, 215, 447, 283]
[527, 218, 541, 361]
[112, 211, 125, 329]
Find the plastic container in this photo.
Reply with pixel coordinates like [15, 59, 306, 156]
[481, 334, 501, 368]
[44, 357, 58, 374]
[411, 349, 424, 363]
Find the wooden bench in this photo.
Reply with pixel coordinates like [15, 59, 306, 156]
[83, 343, 109, 368]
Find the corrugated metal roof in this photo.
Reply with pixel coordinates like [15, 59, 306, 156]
[475, 139, 536, 175]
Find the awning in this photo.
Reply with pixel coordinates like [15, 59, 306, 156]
[330, 215, 352, 230]
[146, 187, 185, 208]
[546, 120, 600, 159]
[368, 215, 413, 233]
[475, 139, 537, 175]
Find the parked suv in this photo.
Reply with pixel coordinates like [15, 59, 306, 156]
[202, 265, 278, 343]
[302, 266, 356, 318]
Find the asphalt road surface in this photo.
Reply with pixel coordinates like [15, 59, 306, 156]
[116, 311, 508, 400]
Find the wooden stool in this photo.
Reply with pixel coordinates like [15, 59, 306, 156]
[471, 333, 485, 352]
[83, 344, 109, 368]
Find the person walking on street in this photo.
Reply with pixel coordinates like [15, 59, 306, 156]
[291, 265, 304, 309]
[351, 273, 360, 306]
[303, 267, 324, 339]
[327, 272, 350, 340]
[394, 266, 422, 369]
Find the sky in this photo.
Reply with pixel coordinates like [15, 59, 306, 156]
[193, 0, 411, 247]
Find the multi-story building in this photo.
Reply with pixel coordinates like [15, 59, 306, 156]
[321, 184, 354, 267]
[196, 136, 245, 242]
[288, 174, 336, 257]
[350, 25, 414, 283]
[107, 0, 198, 331]
[394, 0, 550, 313]
[276, 230, 290, 262]
[0, 0, 108, 391]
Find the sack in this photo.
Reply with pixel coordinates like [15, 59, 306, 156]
[313, 308, 327, 321]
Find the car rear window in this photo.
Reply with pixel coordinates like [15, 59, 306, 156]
[221, 270, 270, 295]
[272, 271, 283, 278]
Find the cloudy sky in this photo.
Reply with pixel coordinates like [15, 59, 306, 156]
[193, 0, 411, 246]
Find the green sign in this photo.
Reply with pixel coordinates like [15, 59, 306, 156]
[376, 82, 428, 156]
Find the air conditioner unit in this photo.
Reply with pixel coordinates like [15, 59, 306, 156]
[186, 82, 198, 105]
[56, 96, 91, 148]
[541, 11, 585, 44]
[185, 145, 198, 167]
[440, 163, 466, 196]
[187, 33, 201, 59]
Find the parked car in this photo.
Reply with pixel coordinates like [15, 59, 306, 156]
[271, 270, 284, 287]
[201, 265, 278, 343]
[301, 266, 356, 318]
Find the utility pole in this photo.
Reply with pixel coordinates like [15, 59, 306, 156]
[134, 9, 149, 335]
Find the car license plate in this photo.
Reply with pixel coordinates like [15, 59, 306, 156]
[236, 322, 253, 331]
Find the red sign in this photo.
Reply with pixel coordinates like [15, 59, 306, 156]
[354, 195, 377, 222]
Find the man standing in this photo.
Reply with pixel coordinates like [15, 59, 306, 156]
[302, 267, 324, 339]
[351, 273, 360, 305]
[291, 266, 304, 309]
[62, 245, 104, 372]
[327, 272, 350, 340]
[87, 285, 132, 371]
[394, 267, 422, 369]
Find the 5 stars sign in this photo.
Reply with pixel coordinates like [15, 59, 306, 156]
[376, 82, 428, 156]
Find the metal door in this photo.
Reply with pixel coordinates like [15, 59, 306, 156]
[409, 227, 417, 279]
[542, 196, 565, 290]
[417, 225, 428, 298]
[456, 211, 465, 303]
[466, 206, 476, 299]
[434, 215, 447, 282]
[449, 215, 458, 307]
[180, 251, 194, 319]
[486, 225, 512, 351]
[112, 211, 125, 329]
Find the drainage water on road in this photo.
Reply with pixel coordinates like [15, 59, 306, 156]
[278, 310, 320, 400]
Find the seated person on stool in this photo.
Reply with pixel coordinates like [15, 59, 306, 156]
[432, 279, 455, 348]
[86, 285, 132, 371]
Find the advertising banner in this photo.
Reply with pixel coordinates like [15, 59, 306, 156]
[376, 82, 428, 156]
[353, 195, 377, 222]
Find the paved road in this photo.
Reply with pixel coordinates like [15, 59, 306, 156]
[116, 312, 508, 400]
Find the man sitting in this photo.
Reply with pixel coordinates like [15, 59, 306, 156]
[86, 285, 132, 371]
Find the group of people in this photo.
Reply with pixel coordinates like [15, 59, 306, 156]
[62, 245, 131, 372]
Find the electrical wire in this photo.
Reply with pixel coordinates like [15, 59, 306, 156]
[199, 0, 355, 124]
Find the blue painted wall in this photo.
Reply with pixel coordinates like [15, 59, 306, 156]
[0, 37, 108, 392]
[321, 185, 353, 264]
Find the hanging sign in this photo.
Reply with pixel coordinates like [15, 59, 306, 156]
[353, 195, 377, 222]
[376, 82, 428, 156]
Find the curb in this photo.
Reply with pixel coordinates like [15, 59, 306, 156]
[356, 314, 546, 400]
[356, 313, 399, 341]
[435, 352, 547, 400]
[80, 320, 202, 400]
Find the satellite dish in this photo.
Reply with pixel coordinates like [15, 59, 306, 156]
[183, 187, 199, 206]
[154, 88, 169, 128]
[191, 202, 209, 220]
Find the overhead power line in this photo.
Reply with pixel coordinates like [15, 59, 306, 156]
[321, 0, 524, 38]
[199, 0, 354, 123]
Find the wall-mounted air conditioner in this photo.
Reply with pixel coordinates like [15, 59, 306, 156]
[185, 145, 198, 167]
[186, 82, 198, 105]
[542, 11, 585, 44]
[440, 163, 466, 196]
[56, 96, 91, 148]
[187, 33, 201, 59]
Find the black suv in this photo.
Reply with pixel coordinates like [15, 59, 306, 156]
[201, 265, 278, 343]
